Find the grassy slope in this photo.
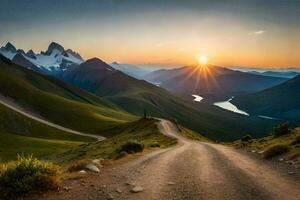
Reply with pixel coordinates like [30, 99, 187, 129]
[104, 87, 277, 141]
[0, 59, 137, 137]
[231, 128, 300, 160]
[0, 132, 86, 163]
[56, 118, 178, 164]
[0, 103, 94, 162]
[177, 125, 210, 142]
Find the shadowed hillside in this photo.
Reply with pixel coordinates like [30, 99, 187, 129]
[233, 76, 300, 123]
[58, 58, 278, 141]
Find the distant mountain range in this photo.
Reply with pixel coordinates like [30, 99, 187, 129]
[0, 42, 84, 74]
[247, 71, 300, 79]
[142, 65, 288, 102]
[110, 62, 151, 79]
[0, 42, 159, 79]
[232, 75, 300, 123]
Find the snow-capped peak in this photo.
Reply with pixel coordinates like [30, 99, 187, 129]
[65, 49, 83, 60]
[45, 42, 65, 55]
[0, 42, 17, 59]
[0, 42, 85, 74]
[5, 42, 17, 52]
[26, 50, 36, 59]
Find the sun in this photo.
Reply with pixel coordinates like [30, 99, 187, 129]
[198, 55, 208, 65]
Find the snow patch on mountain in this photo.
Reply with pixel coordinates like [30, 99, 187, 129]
[0, 42, 17, 59]
[0, 42, 84, 74]
[0, 49, 16, 60]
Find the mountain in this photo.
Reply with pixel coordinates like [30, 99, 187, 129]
[59, 58, 146, 96]
[143, 65, 288, 102]
[232, 76, 300, 123]
[110, 62, 151, 79]
[0, 42, 84, 74]
[12, 52, 43, 73]
[0, 42, 17, 59]
[58, 58, 278, 141]
[248, 70, 300, 79]
[0, 55, 136, 137]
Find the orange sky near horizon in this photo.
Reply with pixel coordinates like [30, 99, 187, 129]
[2, 1, 300, 69]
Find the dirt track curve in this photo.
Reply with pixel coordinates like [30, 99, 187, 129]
[0, 95, 105, 141]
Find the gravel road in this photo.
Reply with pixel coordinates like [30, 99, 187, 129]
[29, 119, 300, 200]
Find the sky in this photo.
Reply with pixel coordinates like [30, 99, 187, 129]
[1, 0, 300, 68]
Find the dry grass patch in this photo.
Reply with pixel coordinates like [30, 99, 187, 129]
[67, 159, 90, 172]
[263, 144, 289, 159]
[0, 155, 59, 199]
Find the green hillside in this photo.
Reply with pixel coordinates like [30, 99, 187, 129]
[56, 118, 178, 163]
[0, 57, 137, 137]
[105, 88, 278, 141]
[0, 103, 93, 162]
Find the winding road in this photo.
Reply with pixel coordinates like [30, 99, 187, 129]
[37, 119, 300, 200]
[0, 95, 105, 141]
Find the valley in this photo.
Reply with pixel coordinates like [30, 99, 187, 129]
[0, 39, 299, 199]
[1, 1, 300, 199]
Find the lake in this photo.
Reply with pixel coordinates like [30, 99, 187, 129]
[213, 97, 249, 116]
[192, 95, 203, 102]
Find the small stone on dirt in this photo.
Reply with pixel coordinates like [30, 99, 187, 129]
[288, 171, 295, 175]
[168, 181, 175, 185]
[79, 170, 87, 174]
[85, 164, 100, 173]
[116, 188, 122, 193]
[279, 158, 284, 162]
[130, 186, 144, 193]
[92, 159, 103, 167]
[126, 182, 135, 186]
[63, 186, 71, 191]
[251, 150, 256, 153]
[286, 161, 295, 165]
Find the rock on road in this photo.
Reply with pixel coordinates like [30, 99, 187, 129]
[35, 119, 300, 200]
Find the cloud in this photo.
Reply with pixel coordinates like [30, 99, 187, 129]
[248, 30, 265, 35]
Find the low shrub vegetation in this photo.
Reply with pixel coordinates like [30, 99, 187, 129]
[241, 135, 252, 142]
[120, 140, 144, 154]
[0, 155, 58, 199]
[263, 144, 289, 159]
[290, 136, 300, 145]
[272, 122, 291, 138]
[150, 143, 161, 148]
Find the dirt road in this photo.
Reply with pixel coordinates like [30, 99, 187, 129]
[0, 95, 105, 141]
[34, 120, 300, 200]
